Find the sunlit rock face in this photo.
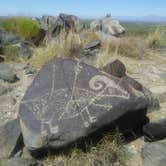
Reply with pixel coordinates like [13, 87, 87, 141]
[90, 15, 125, 36]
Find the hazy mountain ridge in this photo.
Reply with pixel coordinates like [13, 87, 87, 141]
[115, 15, 166, 23]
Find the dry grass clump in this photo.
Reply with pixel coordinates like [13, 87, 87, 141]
[146, 27, 166, 48]
[30, 30, 100, 68]
[44, 133, 128, 166]
[96, 36, 147, 68]
[29, 31, 81, 68]
[80, 30, 100, 44]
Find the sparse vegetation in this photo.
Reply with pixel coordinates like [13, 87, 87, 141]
[44, 133, 128, 166]
[29, 31, 82, 68]
[2, 17, 40, 40]
[146, 27, 166, 48]
[3, 45, 23, 62]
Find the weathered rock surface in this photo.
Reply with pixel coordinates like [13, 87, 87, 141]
[150, 86, 166, 103]
[101, 59, 160, 112]
[142, 87, 160, 112]
[0, 119, 22, 158]
[90, 15, 125, 37]
[142, 141, 166, 166]
[40, 13, 82, 38]
[19, 58, 148, 151]
[102, 59, 126, 78]
[0, 55, 4, 62]
[0, 30, 21, 45]
[79, 40, 101, 59]
[10, 42, 32, 59]
[143, 119, 166, 142]
[83, 40, 101, 51]
[0, 63, 19, 83]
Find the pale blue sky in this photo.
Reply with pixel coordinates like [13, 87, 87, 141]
[0, 0, 166, 17]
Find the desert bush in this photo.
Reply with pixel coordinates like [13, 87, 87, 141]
[2, 18, 16, 32]
[2, 17, 40, 40]
[30, 31, 81, 68]
[146, 27, 166, 48]
[44, 133, 127, 166]
[3, 45, 22, 62]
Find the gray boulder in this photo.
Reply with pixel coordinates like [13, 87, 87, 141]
[102, 59, 126, 78]
[19, 58, 148, 152]
[143, 119, 166, 142]
[79, 40, 101, 59]
[90, 15, 125, 37]
[40, 13, 82, 38]
[0, 119, 22, 158]
[0, 63, 19, 83]
[11, 41, 32, 59]
[0, 30, 21, 45]
[142, 141, 166, 166]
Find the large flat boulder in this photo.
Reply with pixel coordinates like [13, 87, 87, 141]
[19, 58, 148, 151]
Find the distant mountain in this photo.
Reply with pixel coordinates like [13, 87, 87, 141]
[114, 15, 166, 23]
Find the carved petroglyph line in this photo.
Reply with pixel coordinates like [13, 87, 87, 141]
[49, 64, 56, 100]
[89, 75, 129, 99]
[93, 103, 112, 110]
[60, 61, 82, 120]
[70, 61, 82, 100]
[76, 75, 129, 124]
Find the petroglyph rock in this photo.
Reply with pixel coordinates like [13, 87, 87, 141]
[18, 58, 148, 151]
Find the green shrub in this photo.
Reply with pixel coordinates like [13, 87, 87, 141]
[2, 19, 16, 32]
[2, 17, 40, 40]
[3, 45, 22, 62]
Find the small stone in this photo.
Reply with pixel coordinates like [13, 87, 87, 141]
[102, 59, 126, 78]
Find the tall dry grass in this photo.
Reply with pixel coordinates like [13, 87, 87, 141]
[146, 27, 166, 48]
[30, 30, 100, 68]
[96, 36, 147, 68]
[29, 31, 82, 68]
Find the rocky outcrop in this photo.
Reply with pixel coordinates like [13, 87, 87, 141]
[18, 58, 148, 152]
[90, 15, 125, 37]
[0, 29, 33, 59]
[40, 13, 82, 39]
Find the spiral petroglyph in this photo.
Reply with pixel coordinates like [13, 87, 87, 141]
[89, 75, 130, 99]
